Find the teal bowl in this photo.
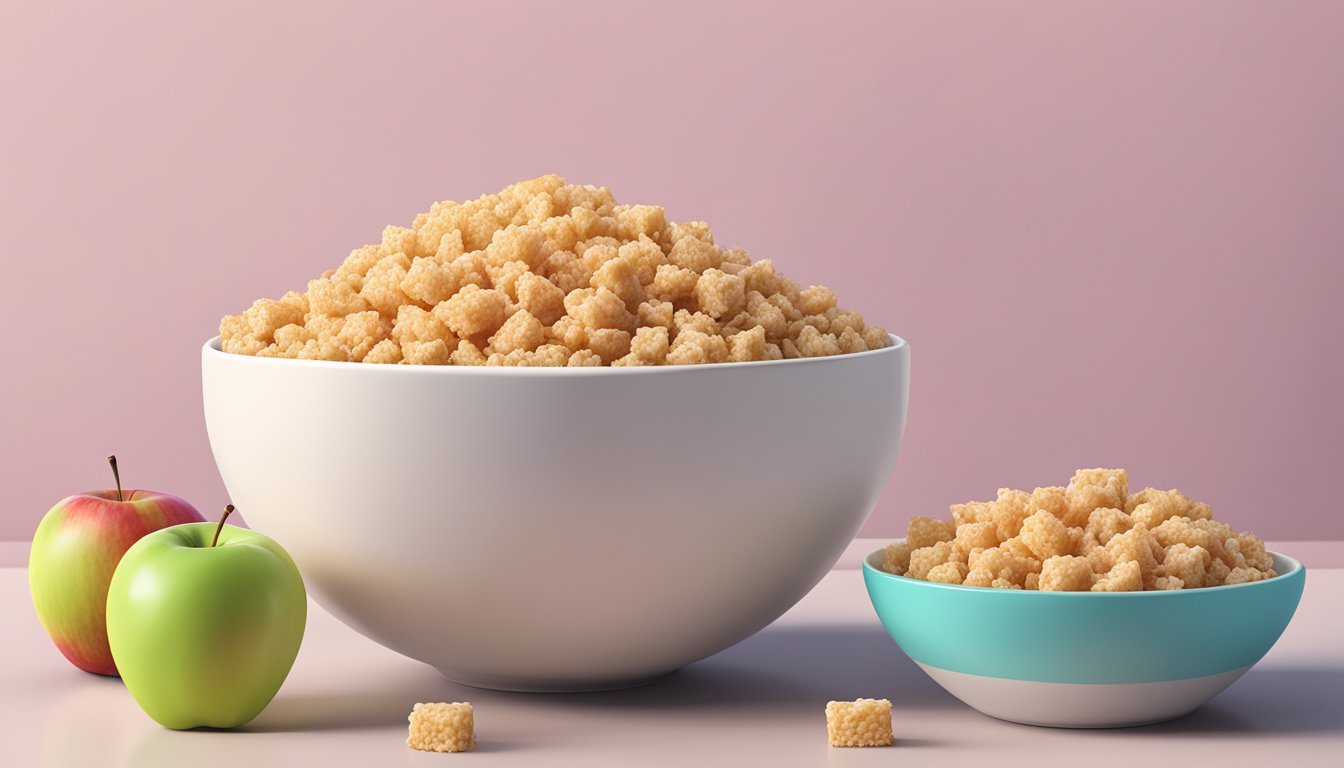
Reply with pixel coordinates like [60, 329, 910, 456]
[863, 545, 1304, 728]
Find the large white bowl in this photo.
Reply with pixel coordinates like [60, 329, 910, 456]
[202, 335, 908, 691]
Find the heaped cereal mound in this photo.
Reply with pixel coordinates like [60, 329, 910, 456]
[883, 469, 1276, 591]
[219, 176, 891, 365]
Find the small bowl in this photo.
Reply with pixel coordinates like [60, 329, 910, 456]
[202, 335, 908, 692]
[863, 544, 1304, 728]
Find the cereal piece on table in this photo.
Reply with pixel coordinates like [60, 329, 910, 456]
[1091, 560, 1142, 592]
[907, 517, 956, 549]
[953, 521, 999, 560]
[882, 542, 912, 576]
[906, 541, 954, 580]
[407, 702, 474, 753]
[1065, 468, 1129, 522]
[490, 309, 545, 355]
[363, 338, 403, 365]
[926, 561, 968, 585]
[951, 501, 993, 528]
[825, 698, 893, 748]
[1086, 507, 1133, 546]
[1039, 555, 1094, 592]
[1159, 543, 1211, 589]
[991, 488, 1033, 540]
[1018, 510, 1073, 560]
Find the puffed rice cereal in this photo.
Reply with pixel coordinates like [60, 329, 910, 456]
[881, 469, 1276, 591]
[220, 176, 891, 366]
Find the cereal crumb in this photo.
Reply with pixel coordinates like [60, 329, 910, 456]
[407, 702, 474, 753]
[825, 699, 893, 748]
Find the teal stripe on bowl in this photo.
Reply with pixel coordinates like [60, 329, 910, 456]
[862, 549, 1304, 684]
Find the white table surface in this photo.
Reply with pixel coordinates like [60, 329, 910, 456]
[3, 539, 1341, 767]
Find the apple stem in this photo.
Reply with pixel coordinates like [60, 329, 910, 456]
[212, 505, 235, 548]
[107, 455, 123, 502]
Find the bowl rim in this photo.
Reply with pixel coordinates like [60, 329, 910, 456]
[202, 333, 907, 375]
[862, 542, 1303, 597]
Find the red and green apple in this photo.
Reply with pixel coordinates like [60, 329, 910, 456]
[28, 456, 205, 675]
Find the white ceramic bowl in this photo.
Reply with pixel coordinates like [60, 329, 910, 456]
[202, 335, 908, 691]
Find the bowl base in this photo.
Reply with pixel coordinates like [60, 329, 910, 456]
[436, 667, 678, 694]
[917, 663, 1250, 728]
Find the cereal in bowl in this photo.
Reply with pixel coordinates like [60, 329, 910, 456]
[219, 176, 890, 366]
[881, 469, 1276, 591]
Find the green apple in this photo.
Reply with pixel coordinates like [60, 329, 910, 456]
[106, 506, 306, 729]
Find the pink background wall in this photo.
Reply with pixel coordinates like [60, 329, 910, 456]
[2, 1, 1340, 541]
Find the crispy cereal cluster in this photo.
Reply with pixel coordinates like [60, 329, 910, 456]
[825, 698, 894, 747]
[882, 469, 1276, 591]
[406, 702, 474, 753]
[219, 176, 890, 366]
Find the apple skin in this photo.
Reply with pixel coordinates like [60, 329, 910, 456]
[106, 522, 307, 730]
[29, 490, 206, 675]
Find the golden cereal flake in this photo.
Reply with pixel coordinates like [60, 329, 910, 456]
[825, 699, 893, 748]
[407, 702, 474, 753]
[490, 309, 545, 355]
